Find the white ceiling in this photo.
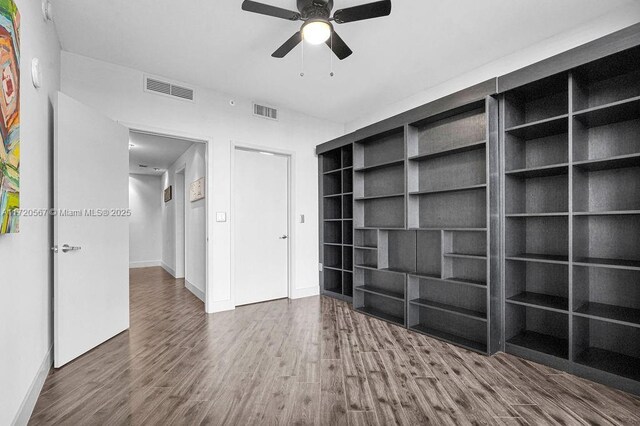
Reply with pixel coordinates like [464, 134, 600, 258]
[54, 0, 638, 124]
[129, 132, 194, 176]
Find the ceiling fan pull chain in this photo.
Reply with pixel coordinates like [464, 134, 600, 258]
[330, 33, 334, 77]
[300, 38, 305, 77]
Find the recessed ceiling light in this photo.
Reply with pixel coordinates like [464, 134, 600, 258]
[153, 168, 162, 171]
[138, 164, 148, 168]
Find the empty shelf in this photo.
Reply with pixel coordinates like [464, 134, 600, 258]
[573, 211, 640, 216]
[574, 302, 640, 328]
[443, 277, 487, 288]
[410, 227, 487, 232]
[354, 246, 378, 251]
[355, 285, 404, 302]
[409, 183, 486, 196]
[380, 267, 415, 275]
[444, 253, 487, 260]
[355, 193, 405, 201]
[354, 264, 378, 270]
[354, 158, 404, 173]
[323, 193, 342, 198]
[408, 140, 486, 161]
[410, 298, 486, 321]
[506, 253, 569, 264]
[505, 115, 568, 140]
[410, 324, 487, 353]
[575, 348, 640, 382]
[506, 212, 569, 218]
[505, 164, 569, 178]
[410, 274, 487, 289]
[355, 306, 404, 326]
[573, 153, 640, 172]
[507, 292, 569, 312]
[574, 96, 640, 128]
[323, 266, 343, 272]
[323, 168, 343, 175]
[507, 331, 568, 359]
[573, 257, 640, 271]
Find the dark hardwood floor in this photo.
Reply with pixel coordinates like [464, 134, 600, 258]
[29, 267, 640, 425]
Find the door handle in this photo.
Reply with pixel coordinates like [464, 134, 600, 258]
[279, 235, 288, 239]
[62, 244, 82, 253]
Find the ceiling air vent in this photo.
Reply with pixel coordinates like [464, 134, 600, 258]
[144, 76, 194, 102]
[253, 103, 278, 121]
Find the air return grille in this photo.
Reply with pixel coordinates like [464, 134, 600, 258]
[253, 103, 278, 121]
[144, 76, 194, 102]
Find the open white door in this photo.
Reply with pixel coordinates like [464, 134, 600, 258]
[234, 148, 289, 306]
[54, 93, 130, 368]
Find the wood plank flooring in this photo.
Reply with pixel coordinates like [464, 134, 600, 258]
[30, 267, 640, 425]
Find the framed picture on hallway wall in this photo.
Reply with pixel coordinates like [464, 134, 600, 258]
[0, 0, 19, 234]
[189, 177, 205, 202]
[164, 185, 172, 203]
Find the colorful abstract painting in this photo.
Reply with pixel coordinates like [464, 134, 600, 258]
[0, 0, 19, 234]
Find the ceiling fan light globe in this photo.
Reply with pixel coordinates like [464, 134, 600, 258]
[302, 21, 331, 45]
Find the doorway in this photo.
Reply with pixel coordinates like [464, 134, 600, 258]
[127, 130, 207, 303]
[233, 147, 291, 306]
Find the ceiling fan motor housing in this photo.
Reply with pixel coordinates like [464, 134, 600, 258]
[298, 0, 333, 20]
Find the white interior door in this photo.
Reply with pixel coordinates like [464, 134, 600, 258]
[54, 93, 130, 368]
[234, 148, 289, 306]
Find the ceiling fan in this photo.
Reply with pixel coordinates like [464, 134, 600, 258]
[241, 0, 392, 60]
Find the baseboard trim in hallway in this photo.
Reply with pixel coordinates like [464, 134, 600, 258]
[160, 261, 176, 277]
[129, 260, 161, 268]
[185, 279, 204, 302]
[13, 346, 52, 426]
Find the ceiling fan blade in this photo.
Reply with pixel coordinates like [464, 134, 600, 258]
[325, 30, 353, 60]
[242, 0, 300, 21]
[333, 0, 391, 24]
[272, 32, 303, 58]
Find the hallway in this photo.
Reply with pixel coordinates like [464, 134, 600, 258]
[29, 267, 640, 425]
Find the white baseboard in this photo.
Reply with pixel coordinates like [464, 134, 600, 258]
[161, 262, 176, 278]
[129, 260, 161, 269]
[13, 346, 52, 426]
[291, 286, 320, 299]
[211, 299, 235, 313]
[185, 280, 205, 302]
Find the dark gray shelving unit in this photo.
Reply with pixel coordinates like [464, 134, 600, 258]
[319, 145, 354, 302]
[317, 25, 640, 396]
[350, 94, 500, 354]
[502, 45, 640, 394]
[405, 97, 500, 354]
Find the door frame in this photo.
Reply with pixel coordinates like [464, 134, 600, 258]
[231, 142, 295, 307]
[174, 167, 186, 279]
[121, 121, 212, 312]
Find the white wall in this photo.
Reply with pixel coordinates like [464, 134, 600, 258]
[129, 174, 162, 267]
[60, 51, 345, 312]
[346, 5, 640, 132]
[161, 143, 206, 298]
[0, 1, 61, 424]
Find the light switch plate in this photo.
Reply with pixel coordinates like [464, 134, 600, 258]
[300, 214, 305, 223]
[216, 212, 227, 222]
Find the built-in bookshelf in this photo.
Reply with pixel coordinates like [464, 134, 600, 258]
[348, 95, 500, 355]
[319, 145, 354, 301]
[502, 46, 640, 393]
[318, 31, 640, 396]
